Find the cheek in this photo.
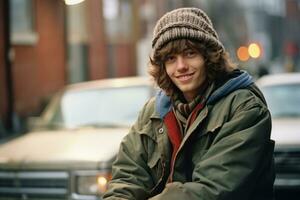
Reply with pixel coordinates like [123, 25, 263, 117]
[165, 64, 173, 77]
[195, 60, 206, 73]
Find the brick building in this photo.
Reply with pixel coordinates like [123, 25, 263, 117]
[0, 0, 139, 134]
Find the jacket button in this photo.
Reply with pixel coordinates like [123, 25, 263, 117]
[158, 128, 164, 133]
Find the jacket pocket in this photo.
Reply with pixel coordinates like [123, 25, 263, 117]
[147, 150, 166, 195]
[147, 150, 163, 179]
[147, 150, 161, 168]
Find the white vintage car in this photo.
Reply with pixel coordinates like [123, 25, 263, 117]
[256, 73, 300, 194]
[0, 76, 155, 200]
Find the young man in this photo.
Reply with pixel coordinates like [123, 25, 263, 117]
[103, 7, 275, 200]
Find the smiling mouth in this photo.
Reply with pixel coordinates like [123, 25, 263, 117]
[177, 73, 194, 81]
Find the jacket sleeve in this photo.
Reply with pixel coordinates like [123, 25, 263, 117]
[149, 91, 274, 200]
[102, 100, 155, 200]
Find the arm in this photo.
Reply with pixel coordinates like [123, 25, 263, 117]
[150, 91, 274, 200]
[103, 101, 156, 200]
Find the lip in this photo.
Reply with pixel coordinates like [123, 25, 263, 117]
[176, 72, 194, 82]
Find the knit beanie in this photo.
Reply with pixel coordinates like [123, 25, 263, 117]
[152, 7, 225, 56]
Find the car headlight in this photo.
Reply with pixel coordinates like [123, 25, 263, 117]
[76, 172, 112, 196]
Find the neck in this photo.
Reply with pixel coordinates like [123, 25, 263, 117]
[183, 81, 209, 102]
[184, 93, 195, 102]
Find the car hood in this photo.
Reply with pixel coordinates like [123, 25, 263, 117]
[0, 127, 128, 169]
[272, 118, 300, 147]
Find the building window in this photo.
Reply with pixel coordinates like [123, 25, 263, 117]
[102, 0, 133, 42]
[10, 0, 38, 45]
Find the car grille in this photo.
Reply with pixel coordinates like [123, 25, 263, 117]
[0, 171, 69, 199]
[274, 150, 300, 173]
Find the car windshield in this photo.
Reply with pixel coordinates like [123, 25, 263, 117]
[46, 85, 152, 129]
[261, 83, 300, 118]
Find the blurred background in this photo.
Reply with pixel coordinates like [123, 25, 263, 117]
[1, 0, 300, 136]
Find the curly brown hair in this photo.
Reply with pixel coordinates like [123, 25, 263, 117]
[148, 39, 237, 96]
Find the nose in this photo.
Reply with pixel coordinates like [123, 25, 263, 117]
[176, 55, 188, 71]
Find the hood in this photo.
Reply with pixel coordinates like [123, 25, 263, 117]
[207, 70, 253, 104]
[272, 118, 300, 148]
[156, 70, 254, 118]
[0, 127, 128, 169]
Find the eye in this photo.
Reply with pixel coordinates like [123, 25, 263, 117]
[164, 55, 176, 64]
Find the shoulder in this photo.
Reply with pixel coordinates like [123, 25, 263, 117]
[134, 96, 161, 128]
[229, 84, 268, 111]
[139, 90, 172, 121]
[218, 84, 267, 108]
[139, 97, 158, 119]
[205, 85, 271, 142]
[209, 84, 270, 123]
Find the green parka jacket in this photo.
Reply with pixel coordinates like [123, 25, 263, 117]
[103, 70, 275, 200]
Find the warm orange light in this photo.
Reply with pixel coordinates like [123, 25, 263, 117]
[248, 43, 261, 58]
[97, 176, 108, 186]
[97, 176, 108, 193]
[237, 46, 249, 61]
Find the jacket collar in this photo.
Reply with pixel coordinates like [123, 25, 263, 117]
[207, 70, 253, 104]
[155, 70, 253, 119]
